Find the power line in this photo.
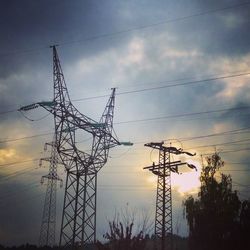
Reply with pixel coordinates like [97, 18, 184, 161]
[0, 131, 249, 168]
[0, 132, 243, 172]
[1, 71, 250, 118]
[134, 126, 250, 145]
[202, 147, 250, 156]
[1, 158, 249, 174]
[222, 148, 250, 154]
[115, 106, 250, 125]
[109, 146, 250, 157]
[1, 1, 249, 57]
[0, 109, 17, 115]
[112, 139, 250, 155]
[1, 107, 250, 145]
[116, 69, 250, 91]
[117, 73, 250, 97]
[102, 169, 250, 174]
[1, 69, 249, 114]
[186, 138, 250, 150]
[0, 166, 38, 182]
[0, 132, 53, 144]
[0, 45, 49, 58]
[60, 1, 250, 46]
[167, 126, 250, 142]
[0, 158, 39, 168]
[73, 72, 250, 102]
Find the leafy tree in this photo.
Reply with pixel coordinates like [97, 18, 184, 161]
[183, 153, 243, 250]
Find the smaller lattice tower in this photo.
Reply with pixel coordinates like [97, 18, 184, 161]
[144, 142, 197, 250]
[39, 137, 63, 247]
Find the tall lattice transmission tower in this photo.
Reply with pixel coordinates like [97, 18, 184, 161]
[39, 138, 63, 247]
[144, 142, 196, 250]
[19, 46, 131, 249]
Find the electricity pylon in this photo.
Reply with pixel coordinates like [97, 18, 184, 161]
[144, 142, 197, 250]
[39, 138, 63, 247]
[19, 46, 131, 249]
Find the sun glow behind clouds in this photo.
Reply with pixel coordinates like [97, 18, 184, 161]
[144, 160, 202, 196]
[172, 160, 201, 196]
[0, 148, 16, 163]
[146, 174, 157, 186]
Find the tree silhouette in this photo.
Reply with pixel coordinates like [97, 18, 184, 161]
[96, 206, 152, 250]
[239, 199, 250, 248]
[96, 220, 148, 250]
[183, 153, 249, 250]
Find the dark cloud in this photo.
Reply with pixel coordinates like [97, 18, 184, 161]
[1, 1, 111, 48]
[0, 141, 8, 150]
[0, 0, 117, 78]
[221, 101, 250, 127]
[189, 0, 250, 56]
[0, 0, 136, 114]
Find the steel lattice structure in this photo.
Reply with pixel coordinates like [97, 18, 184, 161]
[19, 46, 127, 248]
[39, 138, 63, 247]
[144, 142, 196, 250]
[46, 46, 120, 248]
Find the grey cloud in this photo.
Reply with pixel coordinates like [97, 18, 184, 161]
[0, 141, 8, 150]
[221, 101, 250, 127]
[183, 0, 250, 56]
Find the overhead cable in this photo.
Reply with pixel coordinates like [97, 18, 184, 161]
[1, 1, 250, 57]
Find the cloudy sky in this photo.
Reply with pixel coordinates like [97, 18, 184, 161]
[0, 0, 250, 246]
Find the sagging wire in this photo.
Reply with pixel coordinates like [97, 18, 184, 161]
[19, 110, 51, 122]
[109, 147, 132, 159]
[150, 148, 156, 163]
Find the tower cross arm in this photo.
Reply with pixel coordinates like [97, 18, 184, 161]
[19, 100, 118, 137]
[144, 142, 196, 156]
[41, 101, 103, 133]
[143, 161, 182, 170]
